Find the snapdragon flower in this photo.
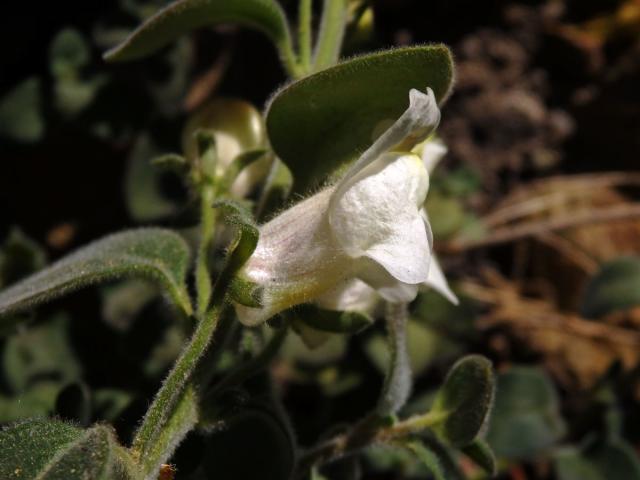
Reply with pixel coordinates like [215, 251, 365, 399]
[235, 89, 442, 326]
[316, 137, 459, 313]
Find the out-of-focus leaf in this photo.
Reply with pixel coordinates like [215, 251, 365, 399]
[125, 135, 183, 222]
[554, 448, 604, 480]
[143, 323, 187, 377]
[281, 329, 347, 366]
[581, 256, 640, 318]
[487, 366, 566, 459]
[0, 228, 47, 288]
[430, 355, 495, 447]
[425, 192, 466, 239]
[0, 77, 44, 143]
[266, 45, 453, 192]
[404, 441, 446, 480]
[0, 419, 139, 479]
[50, 28, 90, 77]
[554, 440, 640, 480]
[101, 279, 158, 331]
[93, 389, 134, 422]
[3, 314, 80, 393]
[0, 382, 59, 423]
[202, 404, 295, 480]
[0, 228, 192, 320]
[461, 439, 497, 476]
[590, 438, 640, 480]
[55, 382, 92, 426]
[104, 0, 294, 63]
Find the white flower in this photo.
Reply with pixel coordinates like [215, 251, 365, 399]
[314, 137, 459, 314]
[235, 89, 441, 325]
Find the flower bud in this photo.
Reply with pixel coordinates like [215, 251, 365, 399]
[182, 98, 268, 196]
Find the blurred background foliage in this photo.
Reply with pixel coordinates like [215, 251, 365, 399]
[1, 0, 640, 478]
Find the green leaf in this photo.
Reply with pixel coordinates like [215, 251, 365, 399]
[0, 382, 60, 423]
[590, 439, 640, 480]
[554, 440, 640, 480]
[0, 228, 192, 320]
[461, 439, 497, 476]
[3, 314, 80, 393]
[103, 0, 296, 70]
[430, 355, 495, 447]
[0, 77, 44, 143]
[0, 419, 138, 479]
[293, 303, 372, 334]
[0, 227, 47, 289]
[125, 135, 183, 222]
[266, 45, 454, 192]
[50, 28, 90, 74]
[215, 200, 259, 286]
[404, 441, 446, 480]
[581, 256, 640, 318]
[486, 366, 565, 459]
[202, 404, 295, 480]
[55, 382, 92, 426]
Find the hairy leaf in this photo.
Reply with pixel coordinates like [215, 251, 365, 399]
[266, 45, 454, 192]
[0, 229, 192, 320]
[0, 419, 138, 479]
[104, 0, 293, 63]
[431, 355, 495, 447]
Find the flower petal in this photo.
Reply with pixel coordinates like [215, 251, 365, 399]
[330, 152, 432, 285]
[418, 137, 447, 174]
[423, 255, 459, 305]
[337, 88, 441, 190]
[355, 258, 420, 302]
[315, 278, 378, 312]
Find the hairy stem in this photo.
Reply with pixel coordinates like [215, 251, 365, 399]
[195, 184, 216, 316]
[131, 303, 225, 462]
[378, 302, 412, 415]
[298, 0, 313, 71]
[140, 385, 199, 480]
[295, 409, 449, 476]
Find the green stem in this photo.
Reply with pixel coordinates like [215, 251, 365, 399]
[377, 302, 411, 415]
[195, 184, 216, 317]
[140, 385, 199, 479]
[131, 302, 225, 463]
[298, 0, 313, 72]
[294, 409, 448, 476]
[312, 0, 347, 71]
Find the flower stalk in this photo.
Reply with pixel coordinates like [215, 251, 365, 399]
[377, 302, 412, 415]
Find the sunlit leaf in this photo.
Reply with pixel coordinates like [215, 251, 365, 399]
[266, 45, 453, 192]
